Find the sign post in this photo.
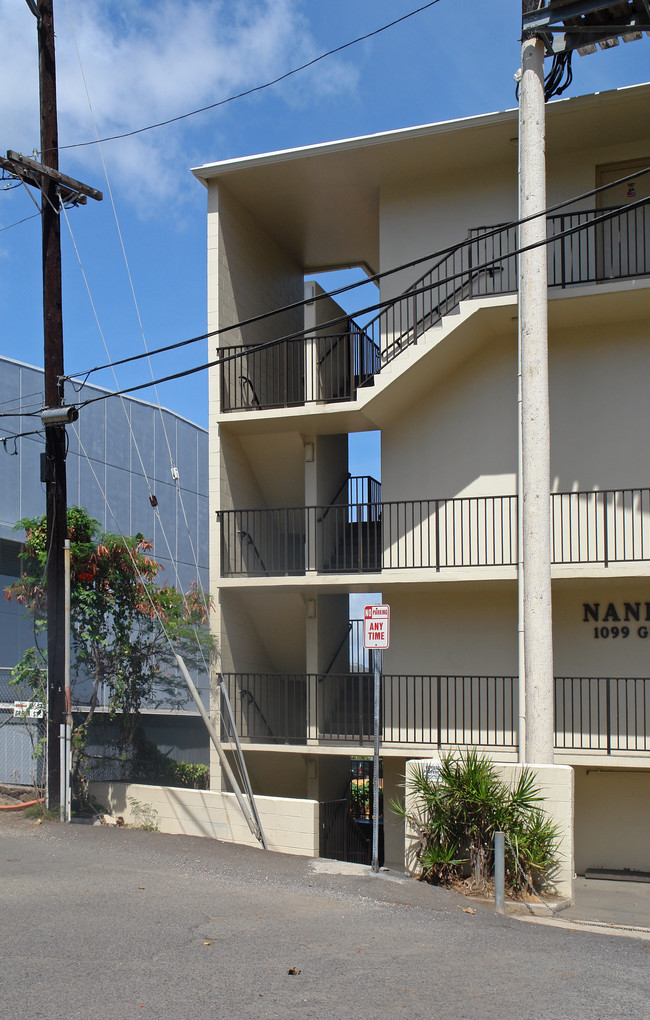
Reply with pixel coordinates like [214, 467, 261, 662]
[364, 605, 390, 873]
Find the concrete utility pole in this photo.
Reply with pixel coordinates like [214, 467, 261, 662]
[516, 1, 650, 764]
[518, 6, 555, 764]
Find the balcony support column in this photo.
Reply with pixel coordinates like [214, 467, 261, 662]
[304, 436, 318, 571]
[304, 282, 318, 403]
[518, 32, 555, 765]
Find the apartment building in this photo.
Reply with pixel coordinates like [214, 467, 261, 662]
[193, 83, 650, 874]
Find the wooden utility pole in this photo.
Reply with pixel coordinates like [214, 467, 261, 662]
[39, 0, 67, 806]
[2, 0, 101, 806]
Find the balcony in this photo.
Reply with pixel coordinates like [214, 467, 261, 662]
[221, 672, 650, 755]
[218, 204, 650, 413]
[218, 486, 650, 577]
[220, 321, 380, 412]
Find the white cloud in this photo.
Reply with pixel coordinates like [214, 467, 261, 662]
[0, 0, 358, 209]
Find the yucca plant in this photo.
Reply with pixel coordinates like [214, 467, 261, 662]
[394, 750, 559, 896]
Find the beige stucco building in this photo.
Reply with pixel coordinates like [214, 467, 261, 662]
[193, 82, 650, 879]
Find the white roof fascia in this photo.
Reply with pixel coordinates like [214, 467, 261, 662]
[191, 81, 650, 183]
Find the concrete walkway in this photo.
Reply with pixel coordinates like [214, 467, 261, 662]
[495, 875, 650, 941]
[562, 875, 650, 930]
[312, 858, 650, 939]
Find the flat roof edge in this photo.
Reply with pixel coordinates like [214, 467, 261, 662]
[0, 355, 207, 433]
[191, 81, 650, 181]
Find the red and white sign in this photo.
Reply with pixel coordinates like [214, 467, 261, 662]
[363, 604, 390, 649]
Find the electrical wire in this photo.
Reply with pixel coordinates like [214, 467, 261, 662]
[544, 51, 573, 101]
[0, 211, 42, 232]
[0, 427, 45, 444]
[49, 1, 445, 156]
[0, 410, 44, 419]
[515, 50, 573, 103]
[70, 422, 211, 699]
[0, 390, 45, 410]
[59, 199, 212, 678]
[64, 161, 650, 384]
[62, 0, 213, 663]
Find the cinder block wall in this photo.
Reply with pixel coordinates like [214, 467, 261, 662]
[90, 782, 319, 857]
[403, 760, 574, 901]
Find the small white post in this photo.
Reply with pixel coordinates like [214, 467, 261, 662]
[61, 538, 72, 821]
[59, 724, 65, 822]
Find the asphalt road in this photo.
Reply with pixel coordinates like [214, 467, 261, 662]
[1, 814, 648, 1020]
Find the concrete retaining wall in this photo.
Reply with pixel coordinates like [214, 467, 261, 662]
[89, 782, 319, 857]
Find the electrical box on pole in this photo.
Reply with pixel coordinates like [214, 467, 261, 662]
[523, 1, 650, 55]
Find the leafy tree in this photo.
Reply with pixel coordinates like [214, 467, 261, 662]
[5, 506, 214, 793]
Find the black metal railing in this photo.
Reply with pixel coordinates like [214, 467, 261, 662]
[551, 488, 650, 567]
[555, 676, 650, 754]
[220, 672, 650, 754]
[218, 204, 650, 411]
[220, 318, 380, 412]
[350, 619, 369, 673]
[219, 487, 650, 577]
[370, 205, 650, 367]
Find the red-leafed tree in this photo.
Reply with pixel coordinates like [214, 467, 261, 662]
[5, 506, 214, 762]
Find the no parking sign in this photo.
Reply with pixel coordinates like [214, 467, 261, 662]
[363, 604, 390, 649]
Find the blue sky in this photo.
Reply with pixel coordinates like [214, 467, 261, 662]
[1, 0, 648, 452]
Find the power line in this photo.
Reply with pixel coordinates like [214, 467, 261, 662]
[0, 410, 44, 419]
[50, 1, 445, 155]
[65, 162, 650, 384]
[0, 210, 41, 233]
[1, 427, 45, 449]
[60, 0, 213, 673]
[74, 191, 650, 410]
[0, 389, 44, 409]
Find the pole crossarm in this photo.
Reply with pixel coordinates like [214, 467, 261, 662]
[523, 0, 650, 53]
[1, 150, 103, 205]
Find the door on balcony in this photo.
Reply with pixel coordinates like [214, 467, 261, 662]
[596, 160, 650, 280]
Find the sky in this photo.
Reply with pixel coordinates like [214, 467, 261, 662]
[1, 0, 648, 465]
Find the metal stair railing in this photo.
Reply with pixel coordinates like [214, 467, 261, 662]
[218, 203, 649, 411]
[362, 223, 517, 367]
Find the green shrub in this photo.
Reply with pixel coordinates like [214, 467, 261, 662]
[163, 759, 210, 790]
[394, 749, 559, 896]
[349, 779, 370, 815]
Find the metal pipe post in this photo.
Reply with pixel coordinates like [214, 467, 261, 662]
[62, 539, 72, 821]
[494, 831, 505, 913]
[175, 654, 264, 845]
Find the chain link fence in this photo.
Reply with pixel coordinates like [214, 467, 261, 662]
[0, 666, 45, 788]
[1, 663, 207, 793]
